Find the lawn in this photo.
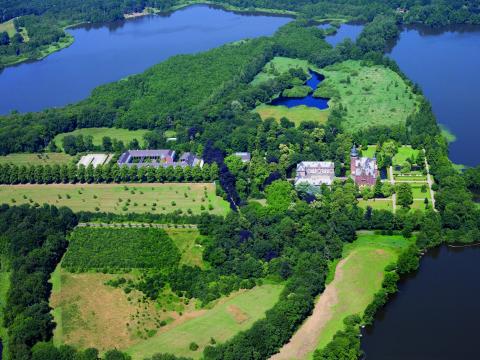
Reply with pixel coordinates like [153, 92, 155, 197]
[360, 145, 377, 158]
[0, 19, 16, 37]
[52, 127, 150, 151]
[255, 104, 329, 126]
[357, 198, 393, 211]
[125, 284, 283, 359]
[410, 184, 429, 199]
[305, 234, 412, 358]
[165, 228, 207, 268]
[251, 56, 312, 86]
[394, 175, 427, 182]
[0, 152, 75, 165]
[0, 183, 230, 216]
[315, 60, 419, 133]
[392, 146, 420, 166]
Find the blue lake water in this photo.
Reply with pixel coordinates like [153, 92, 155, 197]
[0, 5, 290, 114]
[325, 23, 364, 46]
[269, 70, 329, 109]
[389, 26, 480, 166]
[362, 246, 480, 359]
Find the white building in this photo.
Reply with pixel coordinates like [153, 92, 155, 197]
[295, 161, 335, 186]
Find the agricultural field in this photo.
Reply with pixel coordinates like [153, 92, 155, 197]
[251, 56, 312, 86]
[255, 104, 329, 126]
[273, 233, 412, 360]
[0, 183, 230, 216]
[62, 227, 180, 272]
[52, 127, 149, 151]
[315, 60, 419, 133]
[0, 152, 75, 165]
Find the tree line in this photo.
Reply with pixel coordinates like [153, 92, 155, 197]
[0, 162, 219, 184]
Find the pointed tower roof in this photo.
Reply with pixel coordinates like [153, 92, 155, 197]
[350, 144, 359, 157]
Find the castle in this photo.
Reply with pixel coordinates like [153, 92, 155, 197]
[350, 145, 378, 186]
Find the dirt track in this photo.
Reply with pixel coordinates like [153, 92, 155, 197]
[269, 257, 349, 360]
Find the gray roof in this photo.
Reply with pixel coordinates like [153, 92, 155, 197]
[234, 152, 251, 162]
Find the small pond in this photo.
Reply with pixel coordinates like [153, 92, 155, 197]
[269, 70, 329, 109]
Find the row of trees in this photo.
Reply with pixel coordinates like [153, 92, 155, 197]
[0, 162, 219, 184]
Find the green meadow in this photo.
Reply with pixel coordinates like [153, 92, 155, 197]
[255, 104, 329, 126]
[126, 284, 283, 359]
[307, 233, 412, 358]
[315, 60, 419, 132]
[251, 56, 312, 86]
[0, 152, 74, 165]
[0, 19, 16, 37]
[52, 127, 150, 150]
[392, 146, 420, 166]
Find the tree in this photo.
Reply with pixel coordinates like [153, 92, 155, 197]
[0, 31, 10, 46]
[396, 183, 413, 208]
[102, 136, 113, 151]
[265, 180, 296, 212]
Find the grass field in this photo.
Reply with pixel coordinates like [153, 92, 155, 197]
[0, 152, 75, 165]
[125, 284, 283, 359]
[255, 104, 329, 126]
[50, 265, 282, 359]
[165, 228, 207, 268]
[251, 57, 311, 86]
[306, 234, 412, 358]
[410, 184, 429, 199]
[315, 60, 419, 133]
[392, 146, 420, 166]
[0, 183, 230, 216]
[360, 145, 377, 158]
[52, 127, 149, 151]
[358, 198, 393, 211]
[394, 175, 428, 182]
[0, 269, 10, 359]
[0, 19, 16, 37]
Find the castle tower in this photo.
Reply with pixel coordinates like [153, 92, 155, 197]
[350, 144, 358, 176]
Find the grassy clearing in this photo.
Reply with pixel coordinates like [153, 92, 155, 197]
[0, 152, 75, 166]
[255, 104, 329, 126]
[126, 284, 283, 359]
[307, 234, 412, 358]
[0, 183, 230, 216]
[50, 266, 282, 359]
[251, 56, 311, 86]
[357, 198, 393, 211]
[360, 145, 377, 158]
[410, 184, 429, 199]
[52, 127, 149, 151]
[0, 269, 10, 359]
[315, 60, 419, 133]
[392, 146, 420, 166]
[411, 199, 428, 211]
[164, 228, 206, 269]
[0, 19, 16, 37]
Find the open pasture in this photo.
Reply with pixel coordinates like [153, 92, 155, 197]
[251, 56, 311, 86]
[0, 183, 230, 216]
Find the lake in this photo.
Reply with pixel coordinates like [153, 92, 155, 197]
[362, 245, 480, 359]
[0, 4, 290, 114]
[325, 23, 364, 46]
[389, 26, 480, 167]
[269, 70, 329, 109]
